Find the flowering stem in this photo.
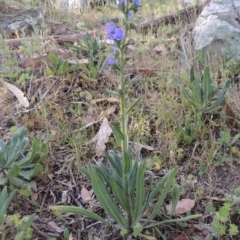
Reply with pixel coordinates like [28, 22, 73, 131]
[119, 36, 133, 231]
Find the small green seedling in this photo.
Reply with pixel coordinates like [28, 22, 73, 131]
[207, 188, 240, 238]
[174, 113, 201, 144]
[7, 214, 35, 240]
[46, 54, 81, 76]
[66, 33, 105, 57]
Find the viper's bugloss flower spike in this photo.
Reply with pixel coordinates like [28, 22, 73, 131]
[106, 22, 117, 40]
[106, 22, 125, 41]
[113, 28, 125, 41]
[133, 0, 141, 7]
[108, 56, 116, 65]
[128, 11, 134, 19]
[118, 0, 125, 4]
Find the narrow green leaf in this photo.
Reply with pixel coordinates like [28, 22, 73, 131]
[203, 66, 212, 104]
[192, 80, 203, 109]
[112, 169, 124, 188]
[19, 164, 43, 180]
[0, 188, 16, 226]
[91, 67, 98, 79]
[9, 177, 30, 189]
[51, 206, 112, 226]
[109, 124, 124, 147]
[148, 169, 174, 201]
[90, 167, 127, 228]
[169, 185, 182, 215]
[181, 86, 198, 109]
[231, 133, 240, 145]
[49, 54, 58, 67]
[190, 66, 195, 83]
[143, 167, 178, 226]
[128, 160, 138, 197]
[94, 164, 112, 187]
[8, 164, 20, 178]
[75, 163, 91, 181]
[143, 214, 201, 229]
[125, 97, 141, 115]
[205, 80, 231, 112]
[110, 177, 128, 211]
[105, 150, 123, 177]
[132, 162, 146, 226]
[124, 151, 131, 174]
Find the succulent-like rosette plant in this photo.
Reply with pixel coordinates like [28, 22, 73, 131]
[0, 127, 46, 190]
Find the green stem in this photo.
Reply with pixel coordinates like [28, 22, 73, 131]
[119, 34, 133, 231]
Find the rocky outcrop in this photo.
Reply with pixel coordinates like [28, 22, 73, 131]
[181, 0, 205, 7]
[193, 0, 240, 60]
[0, 1, 45, 38]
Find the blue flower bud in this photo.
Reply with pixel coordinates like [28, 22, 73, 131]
[108, 56, 116, 65]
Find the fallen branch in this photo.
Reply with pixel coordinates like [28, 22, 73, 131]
[136, 0, 211, 33]
[4, 31, 101, 48]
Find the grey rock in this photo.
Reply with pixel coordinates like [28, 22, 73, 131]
[193, 0, 240, 60]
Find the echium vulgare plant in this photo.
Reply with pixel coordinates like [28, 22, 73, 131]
[52, 1, 201, 238]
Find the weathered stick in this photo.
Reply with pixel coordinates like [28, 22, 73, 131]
[136, 0, 211, 33]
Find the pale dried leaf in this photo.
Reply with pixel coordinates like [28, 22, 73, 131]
[95, 118, 112, 156]
[30, 180, 38, 192]
[81, 186, 92, 202]
[61, 190, 69, 203]
[69, 233, 74, 240]
[153, 44, 167, 56]
[92, 97, 119, 104]
[49, 221, 64, 233]
[79, 119, 101, 131]
[67, 59, 88, 64]
[99, 105, 116, 119]
[132, 142, 157, 151]
[1, 80, 29, 107]
[166, 199, 195, 215]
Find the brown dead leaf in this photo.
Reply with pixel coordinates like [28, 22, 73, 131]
[81, 186, 92, 202]
[138, 68, 158, 78]
[93, 118, 112, 156]
[174, 228, 195, 240]
[166, 199, 195, 215]
[1, 80, 29, 107]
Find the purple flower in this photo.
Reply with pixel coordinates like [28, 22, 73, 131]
[133, 0, 141, 6]
[118, 0, 125, 4]
[112, 28, 125, 41]
[106, 22, 116, 40]
[106, 22, 125, 41]
[128, 11, 133, 19]
[108, 56, 116, 65]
